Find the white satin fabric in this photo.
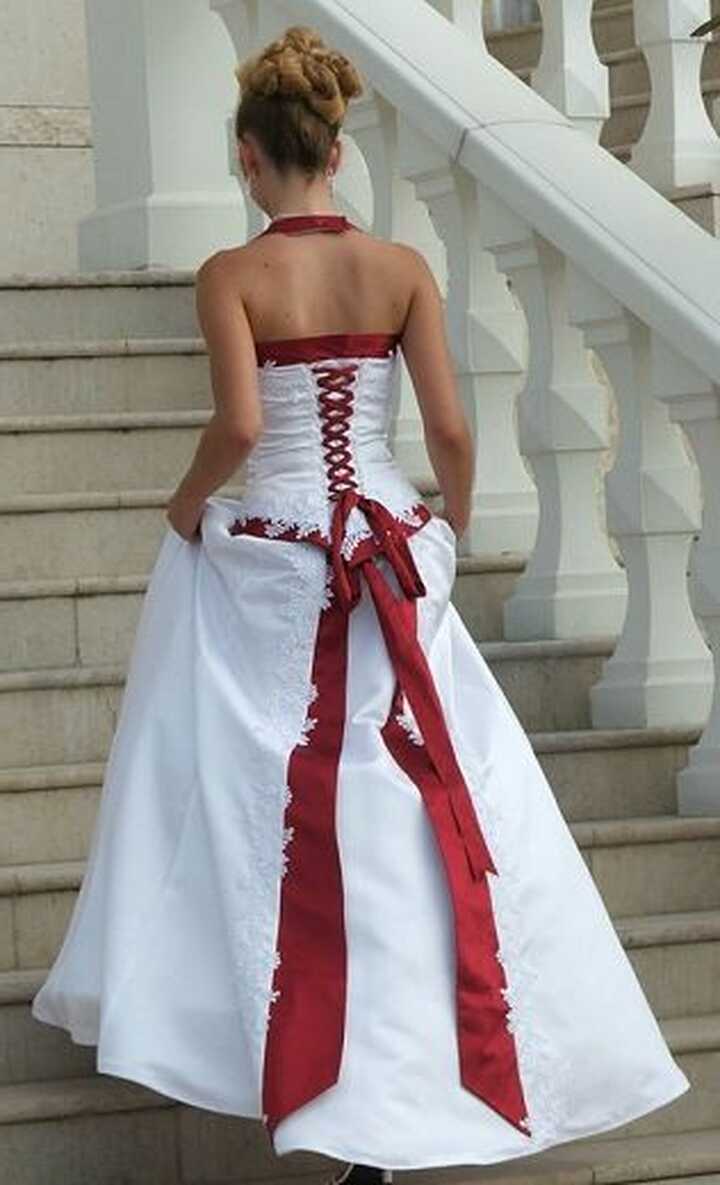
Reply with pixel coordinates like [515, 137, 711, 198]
[31, 352, 690, 1170]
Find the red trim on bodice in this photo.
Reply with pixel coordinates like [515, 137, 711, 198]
[255, 332, 400, 367]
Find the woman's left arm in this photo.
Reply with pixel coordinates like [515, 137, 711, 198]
[166, 250, 263, 540]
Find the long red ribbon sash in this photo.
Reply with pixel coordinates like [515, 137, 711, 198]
[229, 492, 531, 1142]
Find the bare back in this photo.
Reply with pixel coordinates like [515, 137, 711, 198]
[224, 223, 413, 342]
[194, 216, 472, 524]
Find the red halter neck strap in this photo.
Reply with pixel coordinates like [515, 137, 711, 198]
[258, 212, 359, 236]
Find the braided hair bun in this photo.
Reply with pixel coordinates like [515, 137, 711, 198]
[235, 25, 364, 127]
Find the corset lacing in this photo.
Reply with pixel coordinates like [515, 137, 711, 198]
[311, 361, 360, 498]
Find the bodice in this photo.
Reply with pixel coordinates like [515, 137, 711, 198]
[228, 332, 425, 557]
[222, 211, 426, 557]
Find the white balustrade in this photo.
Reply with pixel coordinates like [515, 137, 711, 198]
[650, 338, 720, 810]
[428, 0, 485, 41]
[568, 272, 712, 728]
[484, 1, 539, 32]
[533, 0, 609, 141]
[479, 199, 625, 639]
[401, 130, 536, 555]
[630, 0, 720, 192]
[342, 99, 434, 486]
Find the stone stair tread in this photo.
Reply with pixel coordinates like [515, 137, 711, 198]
[0, 760, 104, 791]
[0, 557, 519, 601]
[0, 859, 84, 894]
[479, 637, 616, 660]
[0, 1073, 175, 1125]
[1, 753, 716, 845]
[2, 848, 718, 940]
[0, 485, 246, 513]
[4, 954, 719, 1052]
[0, 409, 210, 431]
[0, 1075, 717, 1183]
[0, 335, 204, 359]
[616, 908, 720, 945]
[571, 814, 720, 846]
[0, 479, 440, 513]
[0, 269, 194, 288]
[402, 1127, 720, 1184]
[529, 726, 701, 752]
[0, 670, 702, 760]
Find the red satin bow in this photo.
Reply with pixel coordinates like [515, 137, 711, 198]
[247, 492, 531, 1144]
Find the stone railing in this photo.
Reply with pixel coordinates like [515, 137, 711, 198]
[79, 0, 720, 816]
[205, 0, 720, 817]
[520, 0, 720, 195]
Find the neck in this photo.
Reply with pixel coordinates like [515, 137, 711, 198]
[269, 206, 340, 222]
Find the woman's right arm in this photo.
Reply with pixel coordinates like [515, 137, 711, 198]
[398, 246, 474, 537]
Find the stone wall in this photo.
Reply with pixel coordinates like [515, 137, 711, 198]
[1, 0, 95, 273]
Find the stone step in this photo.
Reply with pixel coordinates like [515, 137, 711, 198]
[0, 338, 209, 416]
[0, 602, 613, 725]
[0, 411, 214, 495]
[2, 738, 717, 899]
[0, 839, 716, 1012]
[616, 909, 720, 1019]
[0, 270, 196, 345]
[0, 487, 246, 582]
[574, 814, 720, 916]
[4, 948, 720, 1134]
[480, 637, 614, 731]
[425, 1128, 720, 1184]
[0, 1073, 717, 1185]
[0, 550, 522, 675]
[0, 481, 444, 584]
[0, 1072, 286, 1185]
[0, 634, 696, 792]
[535, 726, 698, 821]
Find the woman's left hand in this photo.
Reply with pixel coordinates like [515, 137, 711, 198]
[166, 494, 205, 542]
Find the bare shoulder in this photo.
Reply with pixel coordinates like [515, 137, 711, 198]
[195, 246, 248, 284]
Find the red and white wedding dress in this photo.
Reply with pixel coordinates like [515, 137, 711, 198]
[31, 212, 689, 1170]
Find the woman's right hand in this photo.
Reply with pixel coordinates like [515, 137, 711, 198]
[438, 503, 468, 538]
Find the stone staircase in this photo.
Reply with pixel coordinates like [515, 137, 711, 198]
[486, 0, 720, 230]
[1, 269, 720, 1182]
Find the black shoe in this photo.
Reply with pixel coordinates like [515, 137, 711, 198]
[327, 1163, 393, 1185]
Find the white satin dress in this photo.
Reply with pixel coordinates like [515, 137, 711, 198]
[31, 213, 690, 1171]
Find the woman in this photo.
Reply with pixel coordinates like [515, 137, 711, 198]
[32, 23, 690, 1185]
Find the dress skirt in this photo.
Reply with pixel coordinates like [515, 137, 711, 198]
[31, 493, 690, 1170]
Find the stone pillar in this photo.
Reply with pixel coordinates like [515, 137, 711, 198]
[79, 0, 244, 269]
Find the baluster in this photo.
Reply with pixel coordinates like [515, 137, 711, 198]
[402, 132, 536, 555]
[630, 0, 720, 192]
[212, 0, 267, 241]
[426, 0, 485, 40]
[568, 270, 713, 727]
[479, 198, 625, 639]
[650, 337, 720, 811]
[343, 101, 433, 485]
[533, 0, 610, 141]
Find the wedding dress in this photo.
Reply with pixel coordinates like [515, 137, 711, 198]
[30, 211, 690, 1171]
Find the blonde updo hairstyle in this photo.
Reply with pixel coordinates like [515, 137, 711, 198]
[234, 25, 364, 177]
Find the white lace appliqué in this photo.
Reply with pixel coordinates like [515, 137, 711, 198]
[395, 695, 423, 746]
[455, 741, 572, 1148]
